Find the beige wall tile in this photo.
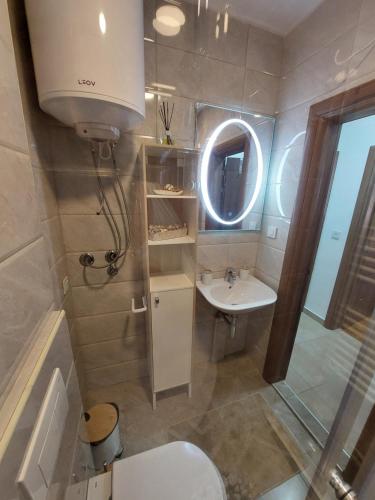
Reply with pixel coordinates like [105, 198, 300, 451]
[72, 280, 144, 316]
[260, 215, 291, 252]
[278, 28, 357, 113]
[247, 26, 283, 76]
[359, 0, 375, 24]
[197, 231, 259, 246]
[268, 144, 305, 187]
[144, 39, 156, 85]
[255, 243, 284, 282]
[284, 0, 361, 73]
[0, 238, 54, 396]
[195, 8, 248, 67]
[132, 95, 157, 139]
[156, 44, 245, 109]
[0, 0, 28, 152]
[144, 0, 156, 42]
[0, 145, 41, 259]
[76, 310, 145, 345]
[348, 14, 375, 84]
[156, 45, 201, 100]
[81, 335, 147, 370]
[85, 358, 148, 389]
[42, 215, 65, 266]
[255, 268, 279, 293]
[55, 171, 142, 215]
[33, 167, 58, 221]
[263, 177, 299, 220]
[227, 242, 258, 269]
[197, 244, 229, 273]
[201, 56, 245, 108]
[271, 102, 311, 152]
[60, 213, 144, 253]
[243, 69, 279, 114]
[49, 255, 69, 307]
[152, 0, 248, 67]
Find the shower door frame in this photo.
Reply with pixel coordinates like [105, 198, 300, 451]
[263, 78, 375, 384]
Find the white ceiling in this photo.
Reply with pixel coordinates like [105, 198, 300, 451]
[183, 0, 325, 35]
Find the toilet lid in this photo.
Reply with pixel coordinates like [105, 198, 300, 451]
[112, 441, 227, 500]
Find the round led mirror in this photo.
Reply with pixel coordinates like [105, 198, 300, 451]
[200, 118, 264, 226]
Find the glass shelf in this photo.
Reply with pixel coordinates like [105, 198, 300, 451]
[148, 236, 196, 246]
[146, 194, 197, 199]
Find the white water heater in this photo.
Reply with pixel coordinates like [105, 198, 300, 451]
[25, 0, 145, 136]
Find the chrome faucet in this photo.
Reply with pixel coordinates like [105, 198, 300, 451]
[225, 267, 237, 285]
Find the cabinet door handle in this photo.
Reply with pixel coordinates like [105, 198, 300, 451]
[154, 296, 160, 306]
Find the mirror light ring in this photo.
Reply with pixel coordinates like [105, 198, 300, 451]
[200, 118, 264, 226]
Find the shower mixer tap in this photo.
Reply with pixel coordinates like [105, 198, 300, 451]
[79, 253, 95, 267]
[106, 250, 119, 263]
[107, 264, 119, 276]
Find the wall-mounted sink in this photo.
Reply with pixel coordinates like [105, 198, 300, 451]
[197, 276, 277, 315]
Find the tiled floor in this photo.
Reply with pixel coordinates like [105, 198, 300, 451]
[284, 312, 375, 453]
[86, 352, 320, 499]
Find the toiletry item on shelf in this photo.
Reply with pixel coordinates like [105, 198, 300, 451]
[153, 183, 183, 196]
[202, 270, 213, 285]
[148, 223, 187, 241]
[240, 268, 249, 280]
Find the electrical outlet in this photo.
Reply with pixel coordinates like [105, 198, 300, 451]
[62, 276, 70, 296]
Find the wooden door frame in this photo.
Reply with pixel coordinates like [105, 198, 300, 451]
[263, 78, 375, 383]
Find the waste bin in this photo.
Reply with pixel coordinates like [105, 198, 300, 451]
[83, 402, 123, 470]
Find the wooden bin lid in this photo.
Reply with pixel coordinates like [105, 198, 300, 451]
[84, 403, 118, 444]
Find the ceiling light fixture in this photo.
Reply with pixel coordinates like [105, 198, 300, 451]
[157, 5, 185, 26]
[152, 18, 181, 36]
[153, 5, 185, 37]
[224, 6, 229, 34]
[99, 11, 106, 34]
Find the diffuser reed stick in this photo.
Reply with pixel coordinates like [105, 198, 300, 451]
[159, 101, 174, 145]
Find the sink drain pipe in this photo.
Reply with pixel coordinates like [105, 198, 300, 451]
[217, 311, 237, 338]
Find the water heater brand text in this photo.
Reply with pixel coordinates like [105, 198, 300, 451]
[78, 79, 96, 87]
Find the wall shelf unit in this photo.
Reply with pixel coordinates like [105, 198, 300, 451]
[141, 144, 199, 409]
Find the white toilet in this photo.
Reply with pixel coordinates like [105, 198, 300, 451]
[87, 441, 227, 500]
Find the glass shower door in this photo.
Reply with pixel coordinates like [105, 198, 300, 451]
[306, 145, 375, 498]
[273, 117, 375, 498]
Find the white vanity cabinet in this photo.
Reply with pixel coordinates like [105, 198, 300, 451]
[141, 145, 199, 409]
[151, 287, 193, 401]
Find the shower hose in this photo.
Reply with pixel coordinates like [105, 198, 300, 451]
[79, 140, 132, 275]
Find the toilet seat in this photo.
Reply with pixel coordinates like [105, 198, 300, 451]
[112, 441, 227, 499]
